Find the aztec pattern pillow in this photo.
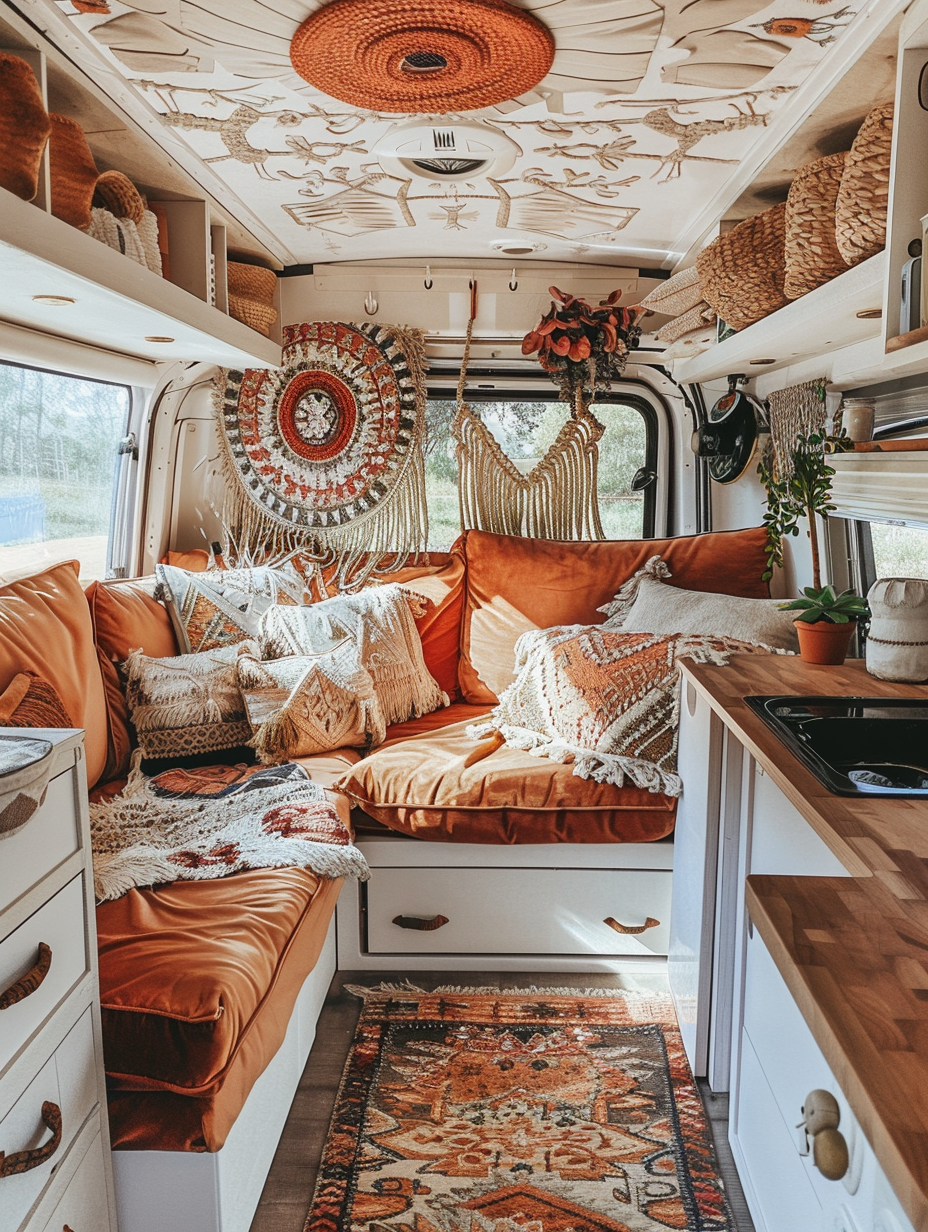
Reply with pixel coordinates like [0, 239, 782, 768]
[123, 644, 250, 762]
[0, 671, 74, 728]
[469, 628, 772, 797]
[259, 583, 447, 727]
[600, 555, 799, 652]
[155, 563, 310, 654]
[237, 640, 385, 762]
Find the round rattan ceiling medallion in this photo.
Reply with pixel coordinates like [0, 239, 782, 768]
[290, 0, 555, 113]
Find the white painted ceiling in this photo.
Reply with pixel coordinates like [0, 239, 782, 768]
[42, 0, 887, 268]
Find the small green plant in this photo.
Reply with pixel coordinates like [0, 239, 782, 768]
[779, 585, 870, 625]
[758, 430, 836, 587]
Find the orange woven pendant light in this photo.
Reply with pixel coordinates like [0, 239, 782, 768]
[290, 0, 554, 113]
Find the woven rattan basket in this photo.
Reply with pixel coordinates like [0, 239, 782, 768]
[229, 293, 278, 337]
[784, 151, 849, 300]
[93, 169, 145, 224]
[835, 101, 893, 267]
[638, 266, 704, 317]
[227, 261, 277, 302]
[49, 113, 98, 229]
[697, 203, 789, 331]
[0, 53, 50, 203]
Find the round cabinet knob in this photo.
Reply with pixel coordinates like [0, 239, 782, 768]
[802, 1088, 841, 1135]
[813, 1126, 850, 1181]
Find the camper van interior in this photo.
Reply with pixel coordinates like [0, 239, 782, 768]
[5, 2, 928, 1231]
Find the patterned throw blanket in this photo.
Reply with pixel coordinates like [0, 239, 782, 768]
[90, 761, 369, 903]
[470, 628, 775, 796]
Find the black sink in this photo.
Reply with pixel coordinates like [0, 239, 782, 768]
[744, 695, 928, 796]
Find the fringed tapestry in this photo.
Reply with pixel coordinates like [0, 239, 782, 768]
[214, 321, 428, 589]
[767, 377, 827, 480]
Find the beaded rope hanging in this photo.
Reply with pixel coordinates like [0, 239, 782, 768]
[214, 321, 428, 589]
[766, 377, 828, 480]
[453, 309, 605, 541]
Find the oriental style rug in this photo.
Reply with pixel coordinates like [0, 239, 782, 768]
[305, 986, 731, 1232]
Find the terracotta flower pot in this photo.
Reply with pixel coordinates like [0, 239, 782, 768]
[794, 619, 856, 666]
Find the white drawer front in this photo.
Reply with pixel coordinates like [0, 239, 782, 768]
[37, 1127, 110, 1232]
[0, 1008, 98, 1232]
[365, 867, 672, 955]
[0, 877, 88, 1082]
[0, 771, 79, 911]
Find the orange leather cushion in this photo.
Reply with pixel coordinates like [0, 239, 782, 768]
[338, 704, 676, 845]
[86, 578, 179, 781]
[0, 561, 108, 788]
[458, 527, 770, 702]
[97, 867, 341, 1101]
[377, 548, 465, 700]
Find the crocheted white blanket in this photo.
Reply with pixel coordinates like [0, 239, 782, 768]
[90, 760, 369, 903]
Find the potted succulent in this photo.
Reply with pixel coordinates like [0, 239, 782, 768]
[779, 585, 870, 665]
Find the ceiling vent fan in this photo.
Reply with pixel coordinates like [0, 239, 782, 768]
[373, 121, 521, 182]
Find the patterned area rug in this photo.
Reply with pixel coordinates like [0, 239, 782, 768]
[305, 986, 731, 1231]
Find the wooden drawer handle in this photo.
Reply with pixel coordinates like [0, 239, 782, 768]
[0, 943, 52, 1011]
[604, 916, 660, 935]
[0, 1100, 62, 1178]
[392, 914, 449, 931]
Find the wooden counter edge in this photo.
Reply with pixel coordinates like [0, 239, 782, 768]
[746, 875, 928, 1232]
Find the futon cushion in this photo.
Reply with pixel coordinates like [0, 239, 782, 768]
[457, 527, 771, 702]
[0, 561, 109, 788]
[337, 703, 676, 845]
[97, 866, 341, 1099]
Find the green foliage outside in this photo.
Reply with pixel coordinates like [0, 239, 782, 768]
[870, 523, 928, 580]
[423, 399, 647, 549]
[0, 364, 128, 544]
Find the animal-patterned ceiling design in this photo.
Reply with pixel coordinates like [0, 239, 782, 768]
[48, 0, 865, 266]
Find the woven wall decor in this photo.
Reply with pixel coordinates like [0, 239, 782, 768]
[835, 101, 893, 268]
[767, 377, 828, 481]
[215, 321, 428, 587]
[697, 202, 789, 331]
[289, 0, 554, 114]
[784, 151, 848, 300]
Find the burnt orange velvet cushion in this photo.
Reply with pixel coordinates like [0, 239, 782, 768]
[0, 561, 109, 788]
[338, 703, 676, 844]
[458, 527, 771, 702]
[97, 867, 340, 1103]
[379, 549, 465, 700]
[85, 577, 179, 781]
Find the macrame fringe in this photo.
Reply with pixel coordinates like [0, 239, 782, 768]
[768, 377, 828, 481]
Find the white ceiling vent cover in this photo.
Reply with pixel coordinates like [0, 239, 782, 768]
[373, 122, 521, 182]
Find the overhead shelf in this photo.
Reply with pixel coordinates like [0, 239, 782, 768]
[0, 186, 281, 369]
[670, 252, 886, 387]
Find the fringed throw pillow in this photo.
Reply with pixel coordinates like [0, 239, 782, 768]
[123, 644, 250, 762]
[469, 628, 772, 796]
[155, 563, 310, 654]
[237, 640, 385, 762]
[259, 583, 447, 727]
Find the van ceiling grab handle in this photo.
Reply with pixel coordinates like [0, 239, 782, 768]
[392, 914, 449, 931]
[604, 916, 660, 935]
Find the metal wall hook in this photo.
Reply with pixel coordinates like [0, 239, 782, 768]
[509, 268, 518, 291]
[424, 265, 433, 290]
[364, 290, 378, 316]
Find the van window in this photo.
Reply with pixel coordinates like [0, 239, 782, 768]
[0, 362, 130, 583]
[424, 397, 652, 550]
[869, 522, 928, 581]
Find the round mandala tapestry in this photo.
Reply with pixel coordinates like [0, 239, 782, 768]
[218, 321, 423, 532]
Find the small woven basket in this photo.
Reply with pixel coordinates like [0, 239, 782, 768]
[697, 203, 789, 331]
[93, 169, 145, 224]
[638, 266, 704, 317]
[229, 293, 278, 337]
[784, 151, 849, 300]
[227, 261, 277, 303]
[49, 113, 98, 230]
[0, 53, 50, 203]
[835, 101, 893, 267]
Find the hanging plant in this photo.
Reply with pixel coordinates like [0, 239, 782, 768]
[522, 287, 641, 404]
[758, 429, 843, 586]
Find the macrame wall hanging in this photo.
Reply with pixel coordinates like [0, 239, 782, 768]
[214, 320, 428, 589]
[766, 377, 828, 480]
[453, 294, 606, 541]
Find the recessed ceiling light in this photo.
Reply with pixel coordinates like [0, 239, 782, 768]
[145, 335, 175, 343]
[749, 358, 776, 365]
[32, 295, 75, 306]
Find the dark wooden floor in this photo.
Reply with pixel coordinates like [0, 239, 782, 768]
[249, 970, 755, 1232]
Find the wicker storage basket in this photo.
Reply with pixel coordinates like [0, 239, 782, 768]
[638, 266, 704, 317]
[49, 113, 98, 229]
[697, 202, 789, 331]
[0, 53, 50, 203]
[784, 151, 849, 299]
[835, 101, 893, 267]
[93, 169, 145, 224]
[228, 293, 277, 337]
[227, 261, 277, 302]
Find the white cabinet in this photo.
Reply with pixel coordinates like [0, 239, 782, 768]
[0, 730, 116, 1232]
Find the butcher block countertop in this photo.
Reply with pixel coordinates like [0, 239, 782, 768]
[681, 656, 928, 1232]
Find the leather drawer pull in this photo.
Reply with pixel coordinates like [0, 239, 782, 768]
[0, 943, 52, 1011]
[604, 916, 660, 935]
[392, 914, 449, 931]
[0, 1101, 62, 1178]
